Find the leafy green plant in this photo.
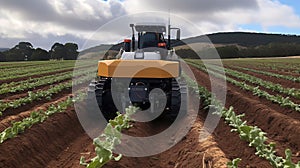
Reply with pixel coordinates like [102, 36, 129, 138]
[0, 71, 94, 116]
[183, 66, 300, 167]
[80, 106, 138, 168]
[186, 60, 300, 112]
[233, 66, 300, 83]
[210, 64, 300, 99]
[0, 90, 86, 143]
[0, 62, 75, 81]
[0, 67, 95, 95]
[227, 158, 241, 168]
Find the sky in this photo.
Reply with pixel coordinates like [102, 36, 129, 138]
[0, 0, 300, 50]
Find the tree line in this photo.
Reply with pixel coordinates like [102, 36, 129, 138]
[0, 42, 79, 62]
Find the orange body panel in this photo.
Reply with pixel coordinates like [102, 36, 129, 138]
[98, 60, 179, 78]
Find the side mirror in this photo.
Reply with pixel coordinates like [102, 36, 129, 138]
[176, 29, 181, 40]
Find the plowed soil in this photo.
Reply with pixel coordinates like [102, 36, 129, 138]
[227, 66, 300, 89]
[1, 64, 300, 168]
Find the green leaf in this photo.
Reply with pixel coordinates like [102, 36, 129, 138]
[227, 158, 241, 168]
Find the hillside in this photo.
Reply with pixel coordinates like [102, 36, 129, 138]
[79, 32, 300, 59]
[174, 32, 300, 47]
[0, 48, 9, 52]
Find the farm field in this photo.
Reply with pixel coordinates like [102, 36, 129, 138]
[0, 58, 300, 168]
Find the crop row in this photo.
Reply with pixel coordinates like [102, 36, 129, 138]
[0, 60, 75, 73]
[0, 63, 75, 80]
[0, 73, 72, 95]
[0, 66, 73, 81]
[0, 82, 72, 116]
[223, 59, 300, 72]
[80, 106, 138, 168]
[0, 60, 75, 71]
[0, 91, 86, 143]
[0, 61, 62, 70]
[0, 71, 71, 90]
[186, 61, 300, 112]
[183, 73, 300, 167]
[0, 72, 93, 116]
[207, 64, 300, 99]
[229, 66, 300, 83]
[241, 64, 299, 74]
[0, 67, 95, 95]
[0, 63, 93, 82]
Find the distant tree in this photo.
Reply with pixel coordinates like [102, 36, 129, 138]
[216, 45, 239, 58]
[3, 42, 34, 61]
[64, 43, 79, 60]
[175, 48, 199, 59]
[0, 52, 5, 61]
[30, 48, 50, 61]
[3, 48, 24, 61]
[50, 43, 65, 60]
[16, 42, 34, 60]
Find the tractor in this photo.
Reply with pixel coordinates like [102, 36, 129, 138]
[87, 23, 187, 121]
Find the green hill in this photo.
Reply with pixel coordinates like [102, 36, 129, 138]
[174, 32, 300, 47]
[80, 32, 300, 59]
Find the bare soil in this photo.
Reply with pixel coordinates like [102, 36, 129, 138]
[1, 65, 300, 167]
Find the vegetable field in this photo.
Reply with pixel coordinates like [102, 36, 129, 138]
[0, 58, 299, 168]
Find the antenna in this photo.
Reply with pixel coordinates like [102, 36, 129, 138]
[168, 9, 170, 27]
[130, 24, 135, 51]
[168, 9, 171, 50]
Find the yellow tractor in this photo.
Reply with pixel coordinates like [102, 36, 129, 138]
[87, 23, 187, 120]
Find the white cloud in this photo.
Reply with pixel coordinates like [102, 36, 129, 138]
[0, 0, 300, 49]
[256, 0, 300, 29]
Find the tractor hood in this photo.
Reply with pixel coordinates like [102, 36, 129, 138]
[98, 59, 179, 78]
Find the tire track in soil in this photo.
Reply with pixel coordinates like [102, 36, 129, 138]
[190, 65, 300, 164]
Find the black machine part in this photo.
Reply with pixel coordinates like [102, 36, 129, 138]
[87, 77, 187, 121]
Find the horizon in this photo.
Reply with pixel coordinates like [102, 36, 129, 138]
[2, 31, 300, 52]
[0, 31, 300, 52]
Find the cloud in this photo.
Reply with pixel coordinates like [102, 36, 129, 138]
[0, 0, 128, 49]
[256, 0, 300, 29]
[124, 0, 258, 15]
[0, 0, 300, 50]
[0, 0, 127, 32]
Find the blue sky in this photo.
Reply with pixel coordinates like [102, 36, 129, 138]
[280, 0, 300, 13]
[0, 0, 300, 50]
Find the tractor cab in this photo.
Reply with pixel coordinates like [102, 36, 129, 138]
[122, 23, 179, 60]
[139, 32, 166, 49]
[135, 24, 167, 50]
